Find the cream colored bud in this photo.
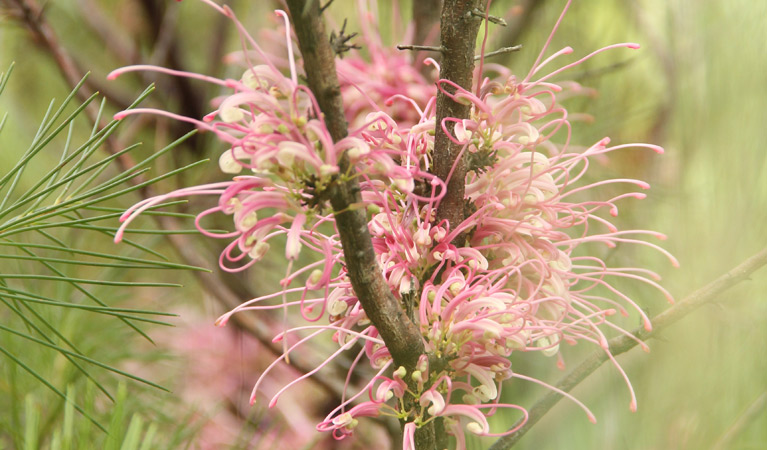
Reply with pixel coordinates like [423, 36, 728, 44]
[219, 152, 242, 174]
[466, 422, 484, 435]
[220, 107, 244, 123]
[320, 164, 339, 176]
[309, 269, 323, 285]
[248, 241, 269, 260]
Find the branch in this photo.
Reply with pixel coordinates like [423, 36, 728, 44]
[470, 7, 507, 26]
[284, 0, 434, 445]
[490, 246, 767, 450]
[74, 0, 137, 65]
[396, 44, 445, 53]
[432, 0, 487, 240]
[4, 0, 136, 163]
[495, 0, 543, 49]
[412, 0, 443, 70]
[136, 0, 206, 154]
[162, 230, 348, 400]
[475, 45, 522, 61]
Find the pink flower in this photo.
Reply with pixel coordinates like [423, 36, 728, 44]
[111, 0, 675, 445]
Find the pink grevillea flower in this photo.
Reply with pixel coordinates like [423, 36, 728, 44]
[112, 0, 675, 447]
[335, 0, 437, 127]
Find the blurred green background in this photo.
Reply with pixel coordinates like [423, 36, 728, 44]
[1, 0, 765, 448]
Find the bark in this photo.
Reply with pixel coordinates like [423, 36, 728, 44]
[433, 0, 487, 240]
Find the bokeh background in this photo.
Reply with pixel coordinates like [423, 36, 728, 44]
[1, 0, 765, 448]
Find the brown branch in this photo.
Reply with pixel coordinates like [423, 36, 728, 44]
[136, 0, 206, 154]
[285, 0, 348, 142]
[475, 45, 522, 60]
[285, 0, 426, 368]
[490, 247, 767, 450]
[3, 0, 136, 162]
[397, 44, 445, 53]
[432, 0, 487, 240]
[163, 229, 348, 400]
[412, 0, 443, 70]
[470, 7, 506, 26]
[284, 0, 435, 446]
[495, 0, 543, 49]
[4, 0, 136, 110]
[74, 0, 138, 64]
[423, 4, 488, 446]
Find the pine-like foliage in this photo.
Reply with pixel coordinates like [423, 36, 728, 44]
[0, 63, 203, 441]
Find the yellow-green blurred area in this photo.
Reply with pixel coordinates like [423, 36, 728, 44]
[1, 0, 765, 448]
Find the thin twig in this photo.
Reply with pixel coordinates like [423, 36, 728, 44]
[490, 246, 767, 450]
[396, 44, 445, 53]
[319, 0, 334, 14]
[470, 8, 507, 26]
[475, 45, 522, 60]
[329, 18, 361, 57]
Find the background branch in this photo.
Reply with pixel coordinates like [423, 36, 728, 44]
[412, 0, 443, 70]
[494, 0, 543, 49]
[3, 0, 136, 163]
[135, 0, 207, 154]
[490, 246, 767, 450]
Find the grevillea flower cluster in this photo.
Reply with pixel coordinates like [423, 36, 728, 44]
[111, 1, 676, 448]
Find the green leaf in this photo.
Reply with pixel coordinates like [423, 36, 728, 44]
[137, 423, 158, 450]
[62, 386, 75, 450]
[105, 384, 127, 450]
[0, 324, 170, 391]
[0, 65, 197, 435]
[23, 395, 40, 450]
[119, 414, 144, 450]
[0, 346, 106, 433]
